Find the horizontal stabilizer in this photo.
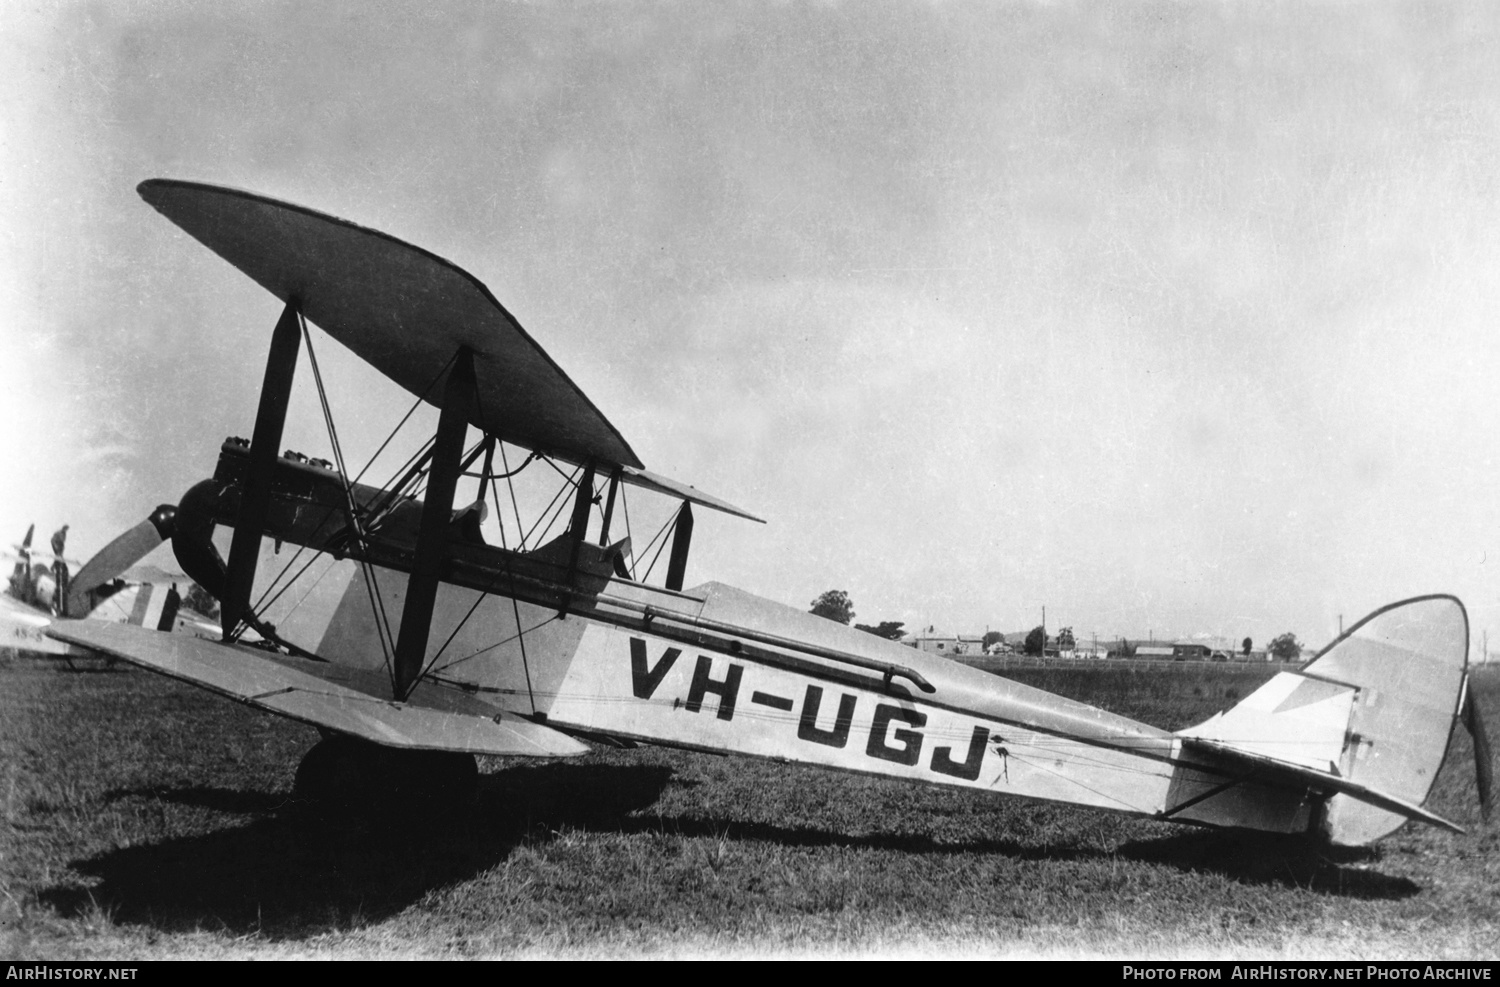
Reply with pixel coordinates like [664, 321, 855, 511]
[47, 622, 588, 757]
[1180, 736, 1464, 835]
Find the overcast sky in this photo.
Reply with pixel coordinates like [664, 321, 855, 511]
[3, 1, 1497, 654]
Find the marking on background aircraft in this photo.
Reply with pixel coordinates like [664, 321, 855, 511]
[47, 179, 1492, 844]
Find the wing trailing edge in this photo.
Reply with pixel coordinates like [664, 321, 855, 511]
[621, 466, 764, 523]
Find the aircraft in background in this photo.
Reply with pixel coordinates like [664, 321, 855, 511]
[7, 524, 69, 610]
[3, 523, 86, 659]
[50, 179, 1492, 846]
[3, 516, 218, 663]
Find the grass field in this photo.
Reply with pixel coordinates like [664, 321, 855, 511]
[1, 652, 1496, 959]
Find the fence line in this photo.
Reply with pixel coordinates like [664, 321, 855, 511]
[953, 655, 1292, 673]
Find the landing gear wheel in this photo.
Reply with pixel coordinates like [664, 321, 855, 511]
[292, 735, 478, 817]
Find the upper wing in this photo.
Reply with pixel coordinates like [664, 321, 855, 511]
[138, 178, 641, 470]
[621, 466, 765, 523]
[47, 621, 589, 757]
[3, 552, 81, 566]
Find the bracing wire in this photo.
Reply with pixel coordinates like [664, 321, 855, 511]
[389, 350, 552, 716]
[244, 325, 456, 661]
[364, 435, 435, 524]
[499, 441, 527, 550]
[632, 510, 672, 569]
[423, 415, 538, 713]
[522, 462, 582, 547]
[428, 612, 559, 675]
[296, 315, 397, 688]
[360, 349, 457, 526]
[494, 468, 539, 715]
[350, 371, 446, 486]
[638, 504, 683, 584]
[419, 582, 492, 684]
[239, 318, 354, 630]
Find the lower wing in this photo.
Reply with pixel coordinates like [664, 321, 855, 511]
[47, 621, 588, 757]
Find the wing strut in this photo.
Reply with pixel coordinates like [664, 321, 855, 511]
[222, 300, 301, 639]
[665, 501, 694, 591]
[559, 464, 597, 616]
[394, 347, 476, 700]
[598, 470, 621, 547]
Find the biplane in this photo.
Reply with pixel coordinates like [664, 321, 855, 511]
[3, 518, 218, 661]
[2, 523, 82, 658]
[8, 525, 64, 609]
[48, 179, 1491, 846]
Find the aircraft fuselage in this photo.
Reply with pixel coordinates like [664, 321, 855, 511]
[180, 442, 1318, 836]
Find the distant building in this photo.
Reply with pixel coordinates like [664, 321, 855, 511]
[1124, 641, 1275, 662]
[913, 631, 1275, 662]
[911, 631, 987, 656]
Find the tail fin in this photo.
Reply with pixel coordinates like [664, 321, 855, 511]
[9, 523, 34, 596]
[1179, 595, 1470, 844]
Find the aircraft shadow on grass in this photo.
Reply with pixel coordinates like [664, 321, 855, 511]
[608, 813, 1419, 902]
[43, 763, 675, 939]
[44, 765, 1415, 940]
[1112, 830, 1418, 900]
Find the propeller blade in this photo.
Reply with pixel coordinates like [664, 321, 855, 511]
[1462, 682, 1493, 822]
[66, 506, 177, 616]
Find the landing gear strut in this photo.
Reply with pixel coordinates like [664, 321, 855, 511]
[292, 734, 478, 816]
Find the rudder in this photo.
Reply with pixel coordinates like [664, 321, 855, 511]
[1177, 595, 1469, 844]
[1310, 595, 1469, 844]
